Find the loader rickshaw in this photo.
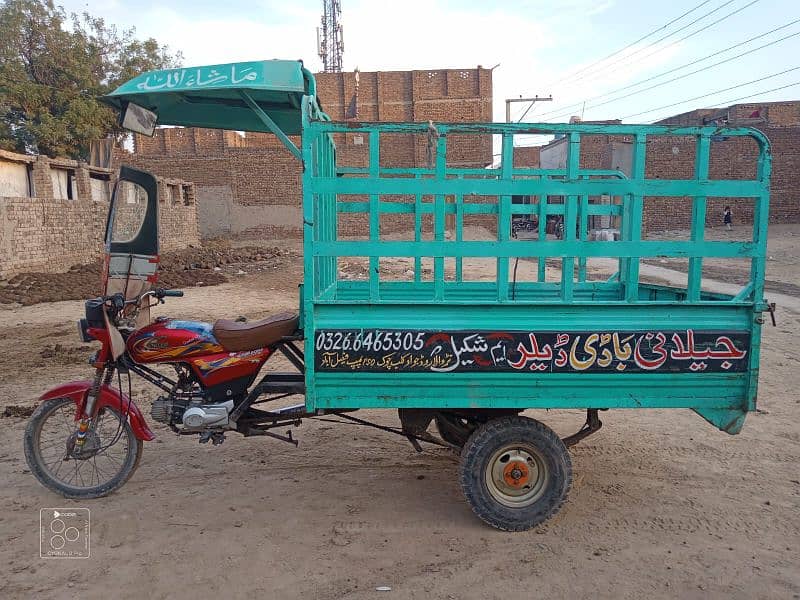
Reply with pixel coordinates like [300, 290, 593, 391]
[24, 59, 773, 530]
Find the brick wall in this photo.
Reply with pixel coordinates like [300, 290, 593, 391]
[513, 146, 540, 168]
[534, 104, 800, 233]
[639, 134, 763, 232]
[653, 101, 800, 229]
[117, 66, 493, 241]
[0, 150, 200, 278]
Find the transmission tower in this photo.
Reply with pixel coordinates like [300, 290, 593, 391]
[317, 0, 344, 73]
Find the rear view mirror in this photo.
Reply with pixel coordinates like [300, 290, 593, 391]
[120, 102, 157, 137]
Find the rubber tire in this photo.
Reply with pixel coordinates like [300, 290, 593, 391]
[459, 416, 572, 531]
[24, 398, 143, 499]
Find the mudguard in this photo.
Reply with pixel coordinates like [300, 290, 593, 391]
[39, 380, 156, 441]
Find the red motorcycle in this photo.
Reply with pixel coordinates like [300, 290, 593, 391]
[24, 167, 305, 498]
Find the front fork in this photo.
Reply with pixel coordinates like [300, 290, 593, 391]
[72, 365, 116, 450]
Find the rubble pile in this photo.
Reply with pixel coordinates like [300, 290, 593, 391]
[0, 242, 287, 306]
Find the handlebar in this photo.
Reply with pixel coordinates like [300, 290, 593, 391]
[97, 288, 184, 328]
[103, 288, 183, 311]
[158, 289, 184, 298]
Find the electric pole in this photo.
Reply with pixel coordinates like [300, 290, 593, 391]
[505, 95, 553, 123]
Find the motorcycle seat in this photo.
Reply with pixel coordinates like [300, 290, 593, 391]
[212, 312, 299, 352]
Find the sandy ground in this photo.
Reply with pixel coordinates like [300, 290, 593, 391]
[0, 226, 799, 599]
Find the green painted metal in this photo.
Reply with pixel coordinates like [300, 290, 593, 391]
[107, 61, 772, 435]
[299, 101, 771, 433]
[239, 90, 301, 159]
[102, 60, 327, 135]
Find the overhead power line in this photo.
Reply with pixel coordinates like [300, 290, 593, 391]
[546, 0, 716, 87]
[540, 27, 800, 122]
[622, 65, 800, 120]
[534, 19, 800, 120]
[557, 0, 761, 92]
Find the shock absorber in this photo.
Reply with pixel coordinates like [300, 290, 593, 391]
[74, 367, 106, 449]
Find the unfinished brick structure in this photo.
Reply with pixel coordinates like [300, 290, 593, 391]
[653, 101, 800, 228]
[0, 150, 200, 278]
[538, 102, 800, 233]
[116, 67, 494, 241]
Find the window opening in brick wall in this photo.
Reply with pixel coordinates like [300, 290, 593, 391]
[67, 170, 76, 200]
[169, 183, 180, 204]
[0, 160, 33, 197]
[50, 168, 77, 200]
[89, 172, 111, 202]
[27, 163, 33, 197]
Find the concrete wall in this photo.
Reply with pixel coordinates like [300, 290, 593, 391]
[115, 66, 494, 241]
[1, 150, 201, 278]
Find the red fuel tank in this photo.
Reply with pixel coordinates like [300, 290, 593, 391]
[126, 319, 272, 388]
[127, 319, 224, 363]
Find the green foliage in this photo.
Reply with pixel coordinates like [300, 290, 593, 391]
[0, 0, 181, 158]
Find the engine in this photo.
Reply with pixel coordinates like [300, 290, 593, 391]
[151, 397, 234, 429]
[150, 396, 189, 425]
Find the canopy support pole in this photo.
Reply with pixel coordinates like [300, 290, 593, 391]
[239, 90, 302, 160]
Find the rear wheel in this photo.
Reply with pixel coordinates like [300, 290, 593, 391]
[459, 416, 571, 531]
[24, 398, 143, 499]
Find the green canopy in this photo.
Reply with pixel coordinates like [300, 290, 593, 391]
[103, 59, 326, 136]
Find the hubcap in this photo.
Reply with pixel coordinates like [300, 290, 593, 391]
[68, 430, 101, 460]
[485, 445, 549, 508]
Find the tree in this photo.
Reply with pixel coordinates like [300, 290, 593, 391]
[0, 0, 182, 158]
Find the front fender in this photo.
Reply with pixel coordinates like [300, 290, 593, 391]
[39, 381, 155, 441]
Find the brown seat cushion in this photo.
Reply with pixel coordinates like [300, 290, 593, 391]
[212, 312, 299, 352]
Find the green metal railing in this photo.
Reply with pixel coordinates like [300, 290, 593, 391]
[300, 107, 771, 307]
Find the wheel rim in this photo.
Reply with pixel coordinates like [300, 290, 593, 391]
[484, 444, 549, 508]
[33, 400, 134, 491]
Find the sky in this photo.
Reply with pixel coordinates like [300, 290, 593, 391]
[60, 0, 800, 138]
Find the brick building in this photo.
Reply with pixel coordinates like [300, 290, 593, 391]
[116, 67, 494, 240]
[654, 101, 800, 227]
[0, 149, 200, 278]
[537, 102, 800, 233]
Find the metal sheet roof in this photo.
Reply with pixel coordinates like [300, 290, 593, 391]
[103, 60, 325, 135]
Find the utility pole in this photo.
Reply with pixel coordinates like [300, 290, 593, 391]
[317, 0, 344, 73]
[505, 95, 553, 123]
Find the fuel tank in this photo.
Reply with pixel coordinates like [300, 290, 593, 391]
[127, 319, 224, 363]
[127, 319, 272, 388]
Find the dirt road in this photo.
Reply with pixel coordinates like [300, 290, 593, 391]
[0, 228, 798, 599]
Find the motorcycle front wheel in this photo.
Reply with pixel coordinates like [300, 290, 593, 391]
[24, 397, 143, 499]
